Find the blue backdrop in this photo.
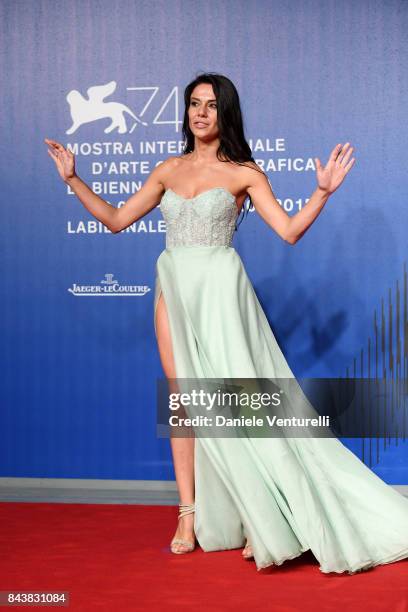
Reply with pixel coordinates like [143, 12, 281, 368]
[1, 0, 407, 483]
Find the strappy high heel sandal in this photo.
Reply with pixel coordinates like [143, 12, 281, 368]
[242, 540, 254, 559]
[170, 502, 196, 554]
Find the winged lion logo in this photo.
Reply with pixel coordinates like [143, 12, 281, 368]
[66, 81, 147, 134]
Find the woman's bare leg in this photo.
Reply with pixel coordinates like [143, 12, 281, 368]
[155, 292, 195, 552]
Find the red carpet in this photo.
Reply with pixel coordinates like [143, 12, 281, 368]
[1, 502, 407, 611]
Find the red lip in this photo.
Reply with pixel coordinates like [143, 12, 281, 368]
[194, 121, 209, 125]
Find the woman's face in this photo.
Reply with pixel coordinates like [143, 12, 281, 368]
[188, 83, 219, 140]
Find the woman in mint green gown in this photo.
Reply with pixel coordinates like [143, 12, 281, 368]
[45, 72, 408, 575]
[152, 74, 408, 574]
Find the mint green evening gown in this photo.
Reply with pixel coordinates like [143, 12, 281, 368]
[153, 187, 408, 574]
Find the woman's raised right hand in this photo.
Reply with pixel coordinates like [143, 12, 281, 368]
[44, 138, 76, 182]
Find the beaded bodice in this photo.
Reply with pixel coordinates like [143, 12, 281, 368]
[160, 188, 239, 248]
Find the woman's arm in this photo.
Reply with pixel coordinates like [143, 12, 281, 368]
[113, 163, 167, 232]
[45, 138, 167, 233]
[245, 142, 355, 245]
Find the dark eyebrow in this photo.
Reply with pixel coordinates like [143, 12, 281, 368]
[191, 97, 217, 102]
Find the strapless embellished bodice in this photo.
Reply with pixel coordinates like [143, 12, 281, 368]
[159, 188, 239, 248]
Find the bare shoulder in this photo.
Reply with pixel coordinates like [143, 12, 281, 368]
[147, 156, 180, 187]
[163, 154, 191, 168]
[152, 154, 194, 189]
[236, 160, 269, 191]
[157, 154, 189, 177]
[163, 155, 184, 166]
[157, 155, 181, 172]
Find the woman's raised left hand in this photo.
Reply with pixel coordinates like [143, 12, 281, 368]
[315, 142, 356, 195]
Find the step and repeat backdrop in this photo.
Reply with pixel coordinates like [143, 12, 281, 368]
[1, 0, 407, 482]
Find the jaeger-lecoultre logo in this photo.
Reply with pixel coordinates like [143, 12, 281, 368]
[68, 274, 151, 297]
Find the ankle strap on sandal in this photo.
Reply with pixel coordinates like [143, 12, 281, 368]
[178, 502, 195, 519]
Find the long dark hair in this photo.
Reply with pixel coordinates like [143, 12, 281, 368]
[181, 72, 264, 230]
